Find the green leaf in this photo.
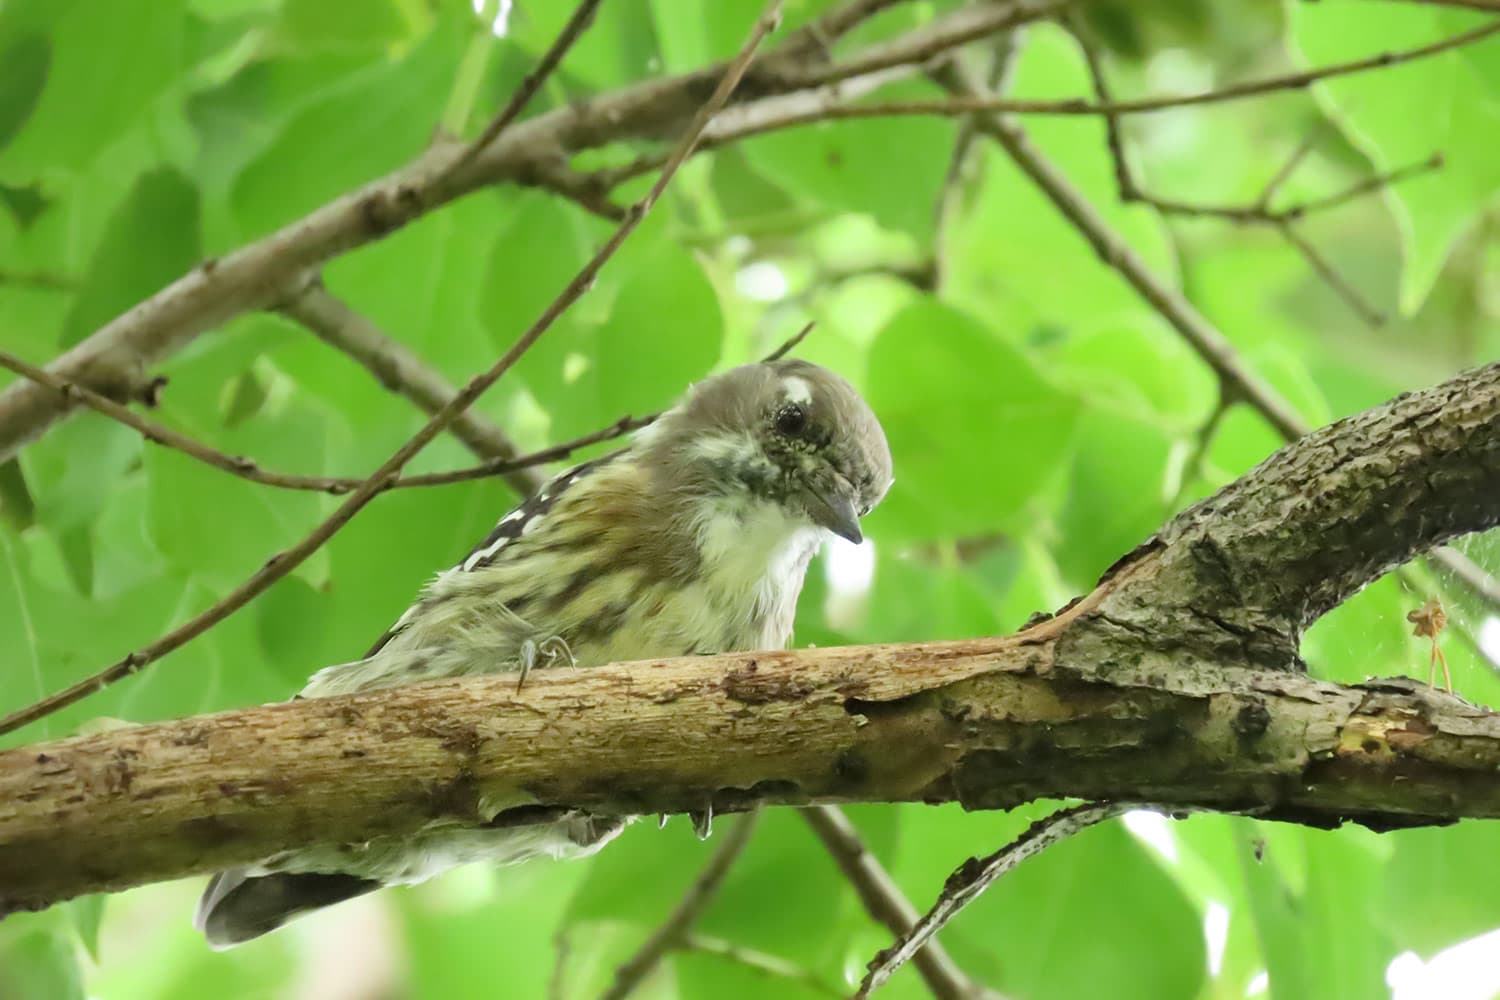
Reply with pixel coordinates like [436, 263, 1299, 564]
[1291, 3, 1500, 312]
[1051, 320, 1218, 433]
[0, 32, 49, 152]
[59, 166, 202, 348]
[1238, 824, 1393, 1000]
[0, 0, 186, 178]
[277, 0, 408, 47]
[1056, 408, 1174, 586]
[743, 78, 956, 242]
[230, 17, 464, 238]
[942, 24, 1177, 335]
[941, 818, 1205, 1000]
[0, 927, 84, 1000]
[1381, 821, 1500, 955]
[865, 299, 1080, 541]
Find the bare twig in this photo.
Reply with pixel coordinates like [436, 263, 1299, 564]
[680, 934, 843, 998]
[0, 0, 1007, 463]
[0, 345, 653, 495]
[278, 283, 547, 496]
[0, 1, 787, 739]
[588, 16, 1500, 191]
[938, 63, 1500, 618]
[802, 805, 1001, 1000]
[1066, 16, 1429, 327]
[1277, 220, 1387, 327]
[857, 803, 1132, 998]
[1253, 127, 1328, 213]
[600, 811, 761, 1000]
[0, 270, 76, 291]
[1435, 546, 1500, 609]
[0, 318, 816, 506]
[932, 32, 1023, 290]
[761, 320, 815, 362]
[439, 0, 606, 185]
[0, 348, 369, 496]
[935, 64, 1309, 440]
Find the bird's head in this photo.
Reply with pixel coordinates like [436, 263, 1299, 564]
[640, 359, 893, 544]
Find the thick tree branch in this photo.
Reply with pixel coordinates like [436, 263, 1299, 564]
[1, 363, 1495, 911]
[277, 283, 547, 497]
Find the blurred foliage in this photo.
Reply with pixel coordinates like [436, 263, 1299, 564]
[1, 1, 1499, 998]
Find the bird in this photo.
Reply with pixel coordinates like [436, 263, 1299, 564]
[194, 357, 893, 948]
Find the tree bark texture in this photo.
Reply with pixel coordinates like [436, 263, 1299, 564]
[0, 361, 1496, 914]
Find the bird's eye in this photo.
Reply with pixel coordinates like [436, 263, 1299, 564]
[775, 404, 808, 437]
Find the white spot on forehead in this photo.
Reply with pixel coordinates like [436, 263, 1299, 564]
[781, 376, 812, 405]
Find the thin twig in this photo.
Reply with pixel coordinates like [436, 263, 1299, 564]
[0, 0, 951, 464]
[600, 811, 761, 1000]
[278, 283, 547, 496]
[1065, 15, 1419, 328]
[0, 320, 816, 503]
[802, 805, 1001, 1000]
[0, 0, 787, 739]
[857, 803, 1133, 998]
[761, 320, 815, 362]
[0, 270, 76, 291]
[932, 31, 1022, 291]
[680, 934, 843, 998]
[588, 17, 1500, 191]
[938, 62, 1500, 619]
[1435, 546, 1500, 608]
[436, 0, 606, 188]
[1277, 220, 1387, 327]
[0, 344, 652, 495]
[935, 63, 1309, 440]
[1253, 127, 1328, 212]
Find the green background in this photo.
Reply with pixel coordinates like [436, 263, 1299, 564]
[2, 1, 1499, 997]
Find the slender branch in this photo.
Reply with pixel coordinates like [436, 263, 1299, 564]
[1253, 127, 1326, 213]
[1118, 155, 1443, 226]
[0, 270, 76, 291]
[1277, 220, 1387, 327]
[0, 348, 367, 495]
[0, 2, 787, 740]
[1066, 16, 1422, 328]
[679, 934, 843, 998]
[0, 318, 816, 505]
[600, 811, 761, 1000]
[934, 65, 1309, 440]
[0, 0, 1011, 463]
[1435, 546, 1500, 608]
[277, 283, 547, 496]
[438, 0, 606, 185]
[938, 64, 1500, 618]
[802, 805, 1001, 1000]
[856, 804, 1132, 997]
[589, 17, 1500, 191]
[932, 32, 1023, 291]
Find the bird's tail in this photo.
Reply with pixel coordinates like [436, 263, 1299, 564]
[194, 868, 382, 949]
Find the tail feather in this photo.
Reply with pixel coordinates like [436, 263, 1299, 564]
[195, 868, 382, 949]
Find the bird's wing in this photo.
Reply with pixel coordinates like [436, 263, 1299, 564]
[362, 449, 628, 658]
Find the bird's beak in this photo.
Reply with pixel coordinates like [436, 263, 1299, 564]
[804, 484, 864, 544]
